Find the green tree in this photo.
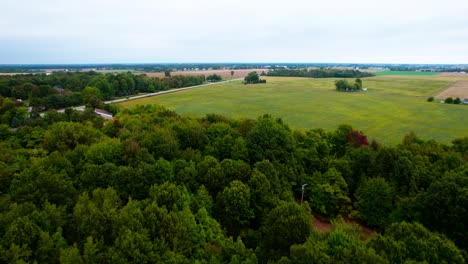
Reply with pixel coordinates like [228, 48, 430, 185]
[370, 221, 465, 264]
[89, 75, 113, 100]
[244, 71, 265, 84]
[109, 229, 156, 263]
[246, 115, 296, 163]
[262, 202, 312, 259]
[82, 86, 103, 108]
[60, 244, 84, 264]
[43, 122, 102, 152]
[206, 74, 222, 82]
[355, 78, 363, 89]
[353, 177, 394, 228]
[307, 168, 350, 217]
[217, 180, 254, 236]
[418, 172, 468, 250]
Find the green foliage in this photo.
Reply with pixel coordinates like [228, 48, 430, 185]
[0, 104, 467, 262]
[244, 72, 266, 84]
[267, 68, 375, 78]
[335, 78, 363, 92]
[418, 172, 468, 249]
[246, 115, 295, 163]
[262, 202, 311, 259]
[217, 180, 254, 236]
[307, 168, 351, 217]
[370, 221, 465, 264]
[206, 74, 222, 82]
[43, 122, 102, 152]
[353, 177, 394, 228]
[82, 86, 103, 108]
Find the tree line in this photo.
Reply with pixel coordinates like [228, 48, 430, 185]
[0, 104, 466, 263]
[0, 72, 205, 112]
[266, 68, 375, 78]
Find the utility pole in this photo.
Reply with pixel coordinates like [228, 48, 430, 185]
[301, 184, 307, 205]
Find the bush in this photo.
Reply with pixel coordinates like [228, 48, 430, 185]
[454, 97, 461, 104]
[445, 97, 454, 104]
[427, 97, 434, 102]
[244, 72, 266, 84]
[206, 74, 222, 82]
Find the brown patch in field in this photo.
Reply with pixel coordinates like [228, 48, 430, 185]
[437, 72, 468, 77]
[143, 69, 269, 79]
[436, 81, 468, 99]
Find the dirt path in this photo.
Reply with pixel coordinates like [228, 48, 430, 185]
[436, 81, 468, 99]
[41, 78, 243, 116]
[312, 217, 375, 239]
[105, 78, 242, 104]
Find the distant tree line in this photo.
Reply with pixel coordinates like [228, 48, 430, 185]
[0, 72, 205, 111]
[267, 68, 375, 78]
[0, 105, 466, 263]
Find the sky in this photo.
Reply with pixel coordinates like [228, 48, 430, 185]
[1, 0, 468, 64]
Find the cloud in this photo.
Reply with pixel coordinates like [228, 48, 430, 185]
[1, 0, 468, 63]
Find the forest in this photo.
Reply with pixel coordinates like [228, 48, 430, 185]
[266, 68, 375, 78]
[0, 72, 205, 116]
[0, 104, 466, 263]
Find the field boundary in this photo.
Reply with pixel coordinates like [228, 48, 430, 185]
[105, 78, 242, 104]
[435, 81, 468, 99]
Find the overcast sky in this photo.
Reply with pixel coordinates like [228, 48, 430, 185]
[1, 0, 468, 64]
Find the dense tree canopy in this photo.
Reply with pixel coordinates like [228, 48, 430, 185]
[0, 104, 466, 263]
[0, 72, 205, 111]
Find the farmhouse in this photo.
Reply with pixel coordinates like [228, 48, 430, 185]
[94, 108, 113, 119]
[464, 98, 468, 104]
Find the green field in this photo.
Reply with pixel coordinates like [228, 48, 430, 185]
[375, 70, 439, 76]
[117, 76, 468, 144]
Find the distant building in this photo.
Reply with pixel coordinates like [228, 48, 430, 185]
[94, 108, 113, 119]
[464, 98, 468, 104]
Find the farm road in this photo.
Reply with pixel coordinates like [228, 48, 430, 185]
[44, 78, 243, 115]
[105, 78, 243, 104]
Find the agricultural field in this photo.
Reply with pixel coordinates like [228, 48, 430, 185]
[143, 69, 268, 79]
[375, 70, 439, 76]
[436, 80, 468, 99]
[118, 75, 468, 144]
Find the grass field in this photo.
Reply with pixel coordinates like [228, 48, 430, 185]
[375, 71, 439, 76]
[117, 76, 468, 144]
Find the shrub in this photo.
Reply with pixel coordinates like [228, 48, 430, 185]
[454, 97, 461, 104]
[427, 97, 434, 102]
[445, 97, 453, 104]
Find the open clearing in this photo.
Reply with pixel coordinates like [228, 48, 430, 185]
[117, 76, 468, 144]
[436, 81, 468, 99]
[143, 69, 268, 79]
